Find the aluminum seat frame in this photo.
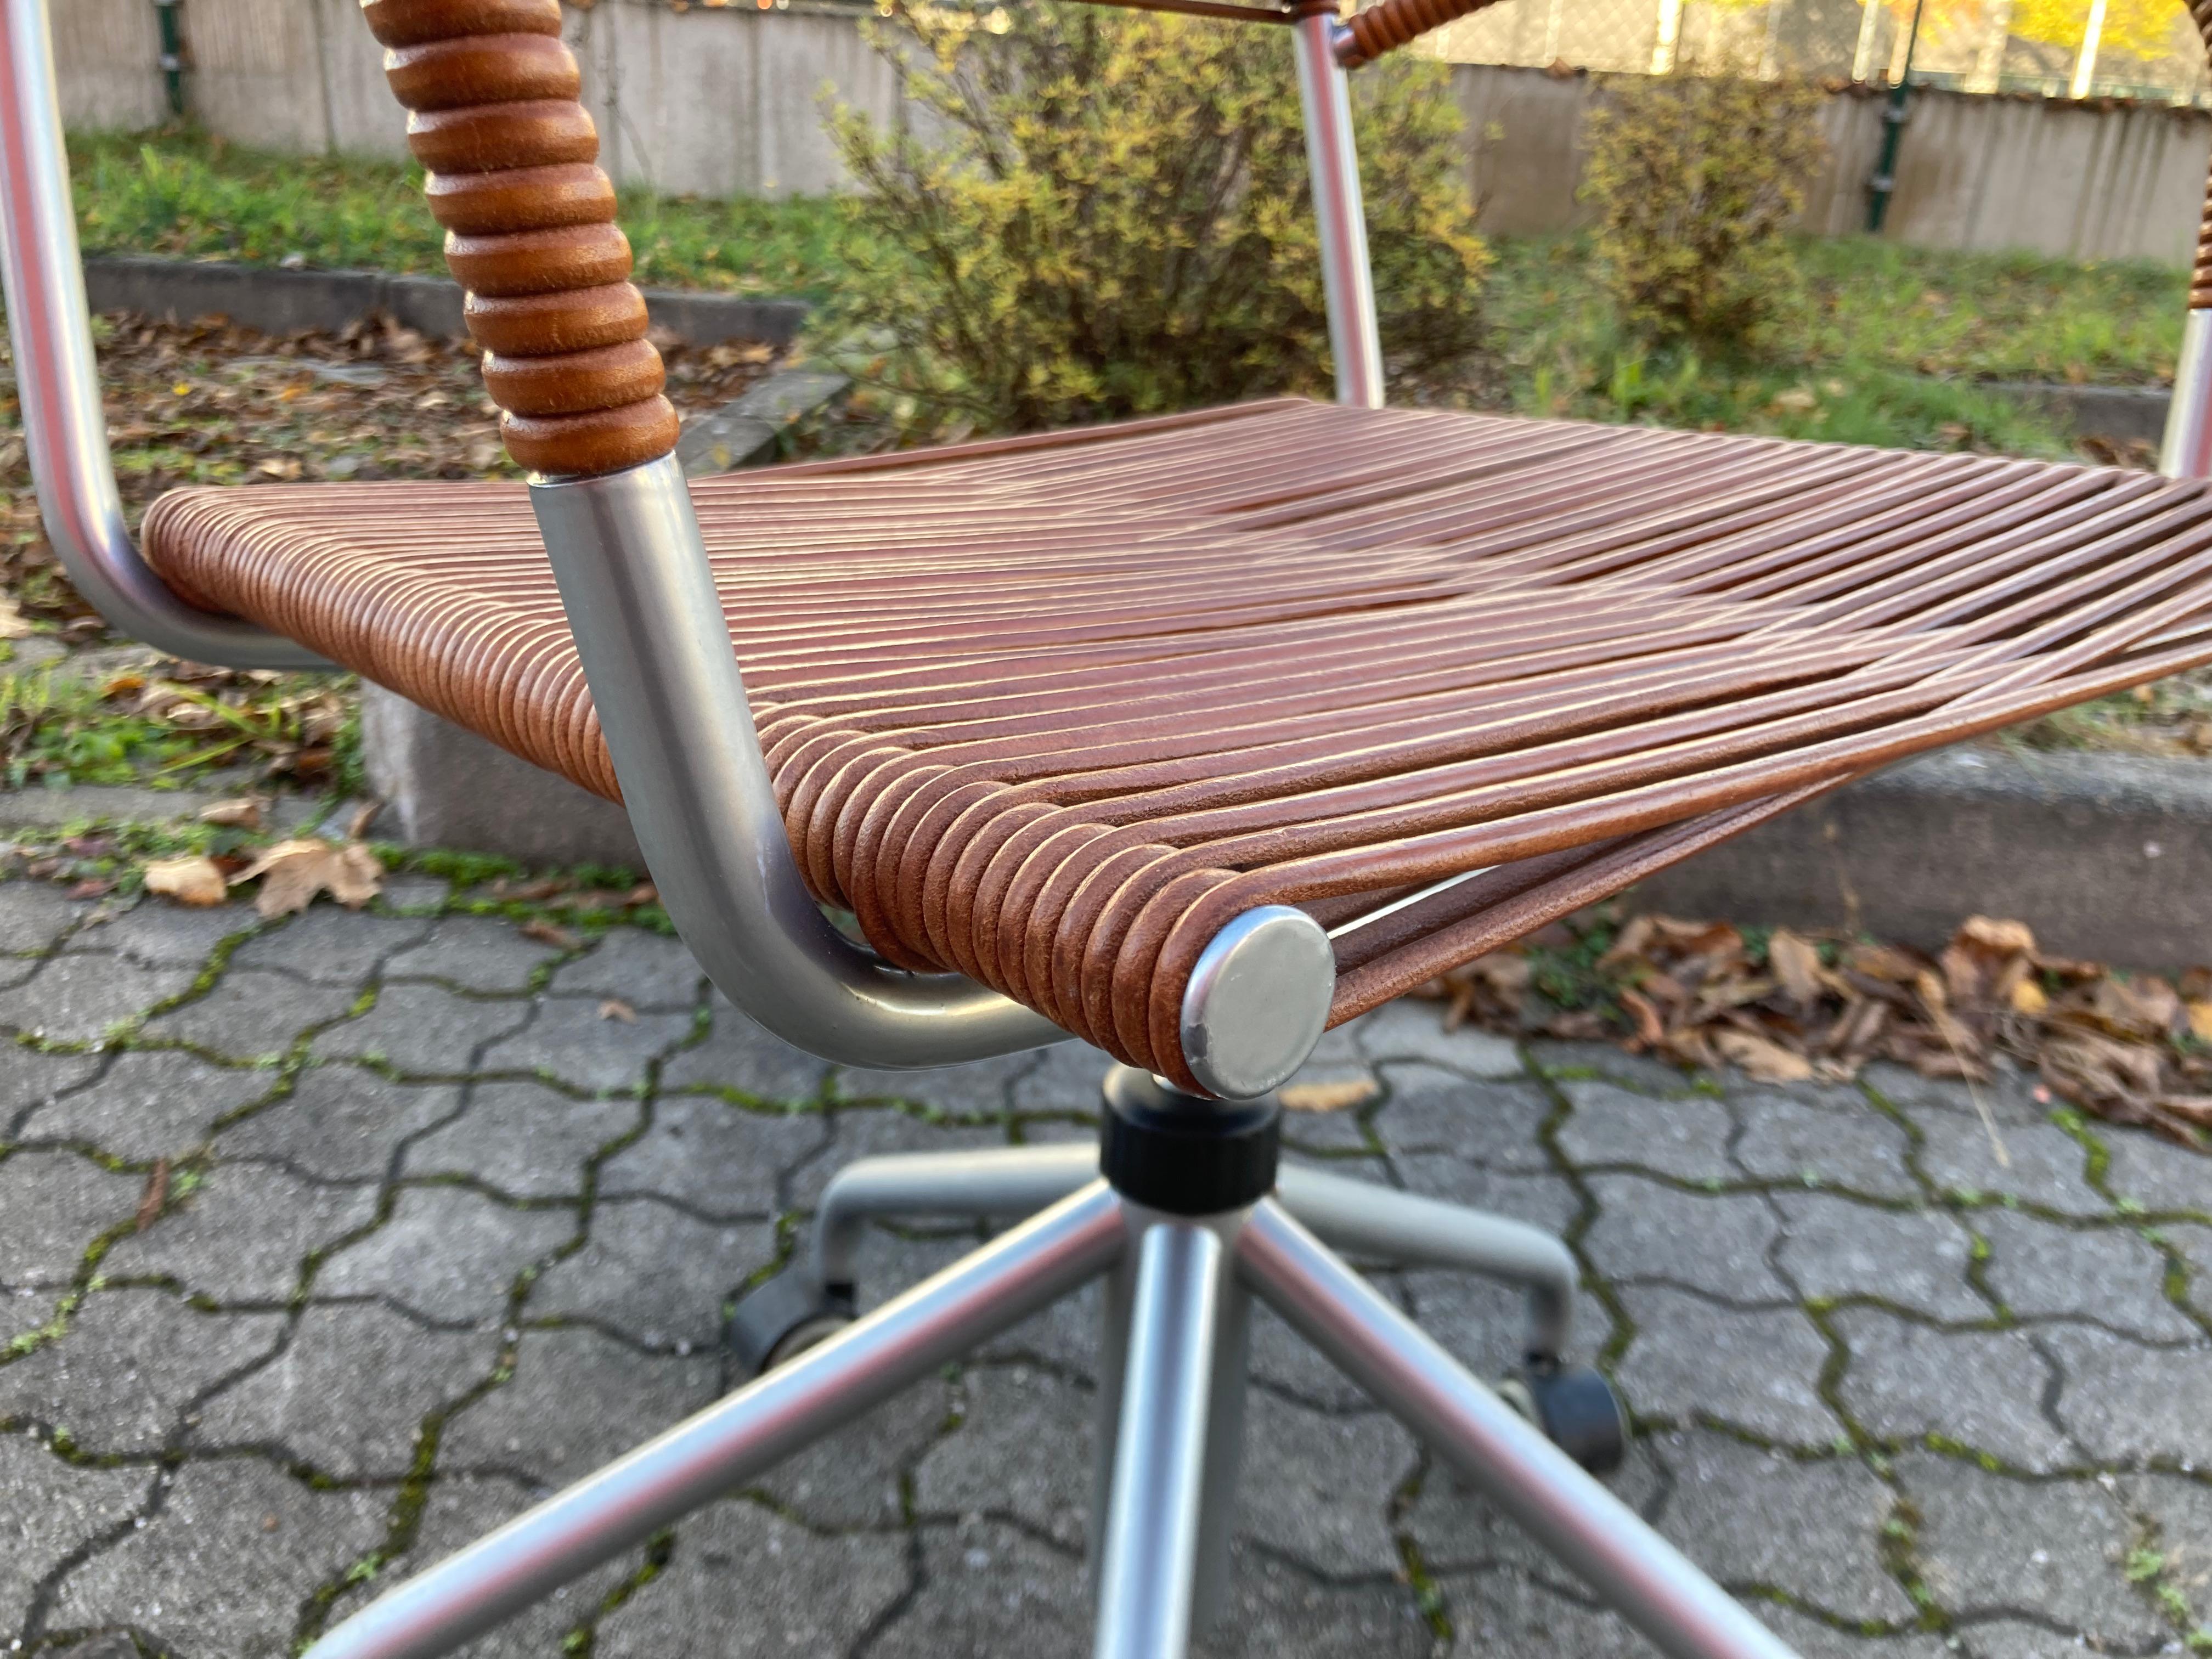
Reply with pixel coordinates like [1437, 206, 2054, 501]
[16, 1, 2193, 1653]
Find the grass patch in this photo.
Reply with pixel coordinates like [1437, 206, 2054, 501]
[69, 127, 859, 299]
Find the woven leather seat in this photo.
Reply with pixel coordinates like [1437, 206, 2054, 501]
[146, 395, 2212, 1090]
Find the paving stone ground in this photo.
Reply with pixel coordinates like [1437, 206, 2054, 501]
[2, 878, 2209, 1658]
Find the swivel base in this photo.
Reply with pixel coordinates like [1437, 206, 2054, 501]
[304, 1064, 1797, 1659]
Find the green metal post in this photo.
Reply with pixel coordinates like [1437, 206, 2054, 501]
[153, 0, 184, 119]
[1865, 0, 1925, 233]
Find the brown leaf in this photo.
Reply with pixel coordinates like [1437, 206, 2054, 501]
[136, 1157, 170, 1231]
[1957, 916, 2036, 956]
[1768, 928, 1822, 1005]
[1278, 1079, 1380, 1113]
[197, 797, 264, 830]
[230, 838, 383, 918]
[1844, 942, 1922, 984]
[1711, 1029, 1815, 1082]
[144, 854, 228, 907]
[1618, 987, 1664, 1048]
[2010, 977, 2050, 1017]
[597, 997, 637, 1023]
[2188, 1000, 2212, 1044]
[64, 877, 116, 900]
[623, 883, 659, 907]
[521, 919, 581, 949]
[0, 592, 33, 639]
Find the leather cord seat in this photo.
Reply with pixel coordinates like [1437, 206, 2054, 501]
[145, 395, 2212, 1091]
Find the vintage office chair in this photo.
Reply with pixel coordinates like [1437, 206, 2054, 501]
[9, 0, 2212, 1653]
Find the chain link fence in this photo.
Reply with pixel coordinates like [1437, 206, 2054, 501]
[1420, 0, 2212, 104]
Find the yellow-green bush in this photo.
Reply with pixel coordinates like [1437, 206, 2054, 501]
[825, 2, 1488, 432]
[1580, 72, 1826, 351]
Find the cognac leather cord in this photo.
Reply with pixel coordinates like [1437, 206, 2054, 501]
[144, 398, 2212, 1090]
[361, 0, 677, 475]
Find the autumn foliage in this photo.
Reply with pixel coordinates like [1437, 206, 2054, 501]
[1417, 913, 2212, 1146]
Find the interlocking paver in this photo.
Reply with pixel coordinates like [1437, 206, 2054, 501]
[1733, 1090, 1919, 1199]
[16, 1048, 274, 1160]
[47, 1458, 387, 1657]
[1235, 1387, 1412, 1576]
[595, 1093, 825, 1216]
[0, 1150, 156, 1295]
[216, 1066, 462, 1182]
[1771, 1193, 1987, 1320]
[0, 1289, 284, 1452]
[9, 895, 2212, 1656]
[382, 914, 565, 992]
[1350, 1000, 1524, 1076]
[0, 951, 199, 1042]
[402, 1079, 640, 1200]
[439, 1326, 719, 1486]
[1656, 1432, 1916, 1622]
[915, 1363, 1092, 1549]
[1829, 1311, 2074, 1472]
[61, 898, 254, 968]
[315, 1184, 574, 1324]
[1907, 1110, 2109, 1217]
[103, 1163, 379, 1304]
[321, 1474, 638, 1654]
[1554, 1079, 1736, 1180]
[194, 1304, 492, 1478]
[530, 1198, 774, 1349]
[1581, 1175, 1790, 1301]
[0, 1432, 146, 1633]
[1369, 1063, 1553, 1171]
[1898, 1451, 2164, 1646]
[2100, 1125, 2212, 1216]
[546, 926, 704, 1008]
[595, 1498, 912, 1657]
[2040, 1324, 2212, 1467]
[140, 967, 366, 1060]
[227, 905, 434, 986]
[0, 1046, 104, 1131]
[1612, 1286, 1842, 1442]
[0, 881, 93, 959]
[1972, 1208, 2198, 1340]
[312, 981, 533, 1075]
[658, 989, 831, 1103]
[479, 994, 693, 1094]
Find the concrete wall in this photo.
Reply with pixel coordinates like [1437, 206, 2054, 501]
[50, 1, 2212, 265]
[1462, 66, 2212, 266]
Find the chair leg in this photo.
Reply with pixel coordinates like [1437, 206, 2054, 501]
[1238, 1199, 1801, 1659]
[809, 1141, 1101, 1290]
[1274, 1161, 1579, 1360]
[303, 1183, 1126, 1659]
[1093, 1216, 1232, 1659]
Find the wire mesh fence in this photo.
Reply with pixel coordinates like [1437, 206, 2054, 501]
[1418, 0, 2212, 103]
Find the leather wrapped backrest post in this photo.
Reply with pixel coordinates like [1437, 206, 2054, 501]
[1335, 0, 1507, 67]
[360, 0, 678, 476]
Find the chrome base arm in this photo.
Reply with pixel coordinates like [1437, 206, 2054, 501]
[0, 0, 329, 669]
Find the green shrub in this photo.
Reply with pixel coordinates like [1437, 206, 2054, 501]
[1579, 72, 1825, 351]
[823, 2, 1488, 433]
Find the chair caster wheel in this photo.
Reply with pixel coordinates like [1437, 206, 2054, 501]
[728, 1269, 855, 1379]
[1499, 1359, 1628, 1475]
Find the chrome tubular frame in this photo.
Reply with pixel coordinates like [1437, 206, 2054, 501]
[1293, 9, 1385, 409]
[2160, 309, 2212, 478]
[0, 0, 328, 669]
[531, 456, 1335, 1082]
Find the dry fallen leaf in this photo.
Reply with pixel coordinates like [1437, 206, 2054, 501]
[2189, 1001, 2212, 1044]
[144, 854, 229, 907]
[230, 838, 383, 918]
[1768, 928, 1822, 1006]
[136, 1157, 170, 1232]
[2010, 977, 2050, 1017]
[198, 797, 265, 830]
[0, 593, 33, 639]
[1709, 1030, 1815, 1083]
[1278, 1078, 1380, 1113]
[522, 919, 582, 949]
[597, 997, 637, 1023]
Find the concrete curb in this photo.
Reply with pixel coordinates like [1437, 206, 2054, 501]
[1640, 747, 2212, 970]
[83, 255, 811, 348]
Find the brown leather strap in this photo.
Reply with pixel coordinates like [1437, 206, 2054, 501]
[1336, 0, 1507, 67]
[141, 399, 2212, 1092]
[362, 0, 678, 476]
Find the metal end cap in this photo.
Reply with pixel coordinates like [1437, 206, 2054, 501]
[1178, 905, 1335, 1100]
